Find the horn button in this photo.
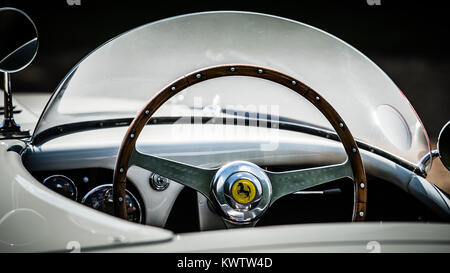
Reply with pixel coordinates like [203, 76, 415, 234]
[211, 161, 272, 224]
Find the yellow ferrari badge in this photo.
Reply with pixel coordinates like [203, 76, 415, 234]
[231, 179, 256, 204]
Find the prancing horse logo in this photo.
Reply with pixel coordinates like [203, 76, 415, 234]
[231, 179, 256, 204]
[237, 182, 251, 198]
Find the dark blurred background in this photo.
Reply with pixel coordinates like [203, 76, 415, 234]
[1, 0, 449, 140]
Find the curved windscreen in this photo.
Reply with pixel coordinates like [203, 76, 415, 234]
[33, 11, 431, 168]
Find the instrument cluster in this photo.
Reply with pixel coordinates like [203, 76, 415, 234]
[34, 168, 144, 223]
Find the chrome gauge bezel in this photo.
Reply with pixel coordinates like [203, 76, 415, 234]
[42, 174, 78, 201]
[81, 184, 143, 224]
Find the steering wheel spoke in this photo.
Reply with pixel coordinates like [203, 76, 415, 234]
[266, 160, 353, 205]
[129, 148, 218, 199]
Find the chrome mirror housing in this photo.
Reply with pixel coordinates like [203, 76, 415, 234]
[0, 7, 39, 139]
[438, 121, 450, 171]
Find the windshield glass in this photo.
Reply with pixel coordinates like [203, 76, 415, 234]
[33, 11, 431, 168]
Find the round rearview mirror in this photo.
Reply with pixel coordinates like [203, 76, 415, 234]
[0, 7, 38, 73]
[438, 121, 450, 171]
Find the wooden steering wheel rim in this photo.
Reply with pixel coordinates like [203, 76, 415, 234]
[112, 64, 367, 222]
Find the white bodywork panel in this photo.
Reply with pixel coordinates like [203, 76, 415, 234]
[0, 140, 173, 253]
[94, 222, 450, 253]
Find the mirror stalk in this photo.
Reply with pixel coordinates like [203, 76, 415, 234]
[0, 71, 30, 139]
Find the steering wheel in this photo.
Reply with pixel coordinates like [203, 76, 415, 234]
[112, 65, 367, 228]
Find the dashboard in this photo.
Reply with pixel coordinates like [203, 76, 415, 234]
[22, 124, 444, 232]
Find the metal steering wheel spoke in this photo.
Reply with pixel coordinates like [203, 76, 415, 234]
[265, 160, 353, 205]
[129, 147, 218, 199]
